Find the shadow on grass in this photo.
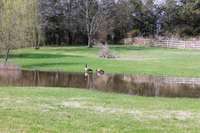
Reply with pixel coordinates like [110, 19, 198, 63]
[51, 47, 99, 53]
[0, 53, 83, 59]
[52, 46, 155, 53]
[23, 62, 83, 68]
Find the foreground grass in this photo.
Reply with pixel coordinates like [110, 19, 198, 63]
[2, 45, 200, 77]
[0, 87, 200, 133]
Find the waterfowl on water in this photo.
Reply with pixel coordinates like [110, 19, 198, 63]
[84, 64, 93, 80]
[85, 64, 93, 73]
[84, 64, 104, 78]
[96, 69, 104, 76]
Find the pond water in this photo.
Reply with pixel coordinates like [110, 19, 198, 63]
[0, 69, 200, 98]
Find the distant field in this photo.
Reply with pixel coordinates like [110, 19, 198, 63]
[2, 45, 200, 77]
[0, 87, 200, 133]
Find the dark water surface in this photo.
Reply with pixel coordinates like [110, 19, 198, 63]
[1, 69, 200, 98]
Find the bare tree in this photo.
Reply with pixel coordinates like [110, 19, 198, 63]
[30, 0, 42, 49]
[78, 0, 115, 48]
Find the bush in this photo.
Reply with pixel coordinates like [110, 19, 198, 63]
[99, 43, 118, 59]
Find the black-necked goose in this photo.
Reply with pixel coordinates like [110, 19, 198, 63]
[85, 64, 93, 73]
[84, 64, 93, 79]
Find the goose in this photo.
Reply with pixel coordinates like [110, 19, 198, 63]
[84, 64, 93, 80]
[85, 64, 93, 73]
[96, 69, 104, 76]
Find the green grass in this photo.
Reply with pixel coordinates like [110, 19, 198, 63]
[1, 87, 200, 133]
[2, 45, 200, 77]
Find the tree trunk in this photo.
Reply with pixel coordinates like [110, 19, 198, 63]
[88, 35, 93, 48]
[68, 32, 73, 45]
[4, 48, 10, 64]
[34, 30, 40, 50]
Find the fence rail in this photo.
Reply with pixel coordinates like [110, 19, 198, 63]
[163, 77, 200, 85]
[154, 40, 200, 49]
[132, 37, 200, 49]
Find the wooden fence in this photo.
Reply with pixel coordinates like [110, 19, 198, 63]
[163, 77, 200, 85]
[154, 40, 200, 49]
[132, 37, 200, 49]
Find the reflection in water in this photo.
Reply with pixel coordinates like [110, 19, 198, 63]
[0, 69, 200, 98]
[0, 64, 21, 80]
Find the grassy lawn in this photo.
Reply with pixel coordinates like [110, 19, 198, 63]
[2, 45, 200, 77]
[0, 87, 200, 133]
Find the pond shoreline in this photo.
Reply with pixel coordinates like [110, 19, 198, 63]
[1, 69, 200, 98]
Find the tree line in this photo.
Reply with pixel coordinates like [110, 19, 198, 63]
[38, 0, 200, 47]
[0, 0, 200, 52]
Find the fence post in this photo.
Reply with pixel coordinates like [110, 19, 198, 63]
[184, 41, 186, 49]
[167, 40, 169, 48]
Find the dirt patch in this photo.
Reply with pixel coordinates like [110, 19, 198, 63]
[63, 101, 82, 108]
[62, 100, 198, 121]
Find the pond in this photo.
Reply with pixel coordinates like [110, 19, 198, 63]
[0, 68, 200, 98]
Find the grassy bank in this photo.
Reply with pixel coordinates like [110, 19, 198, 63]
[0, 87, 200, 133]
[2, 45, 200, 77]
